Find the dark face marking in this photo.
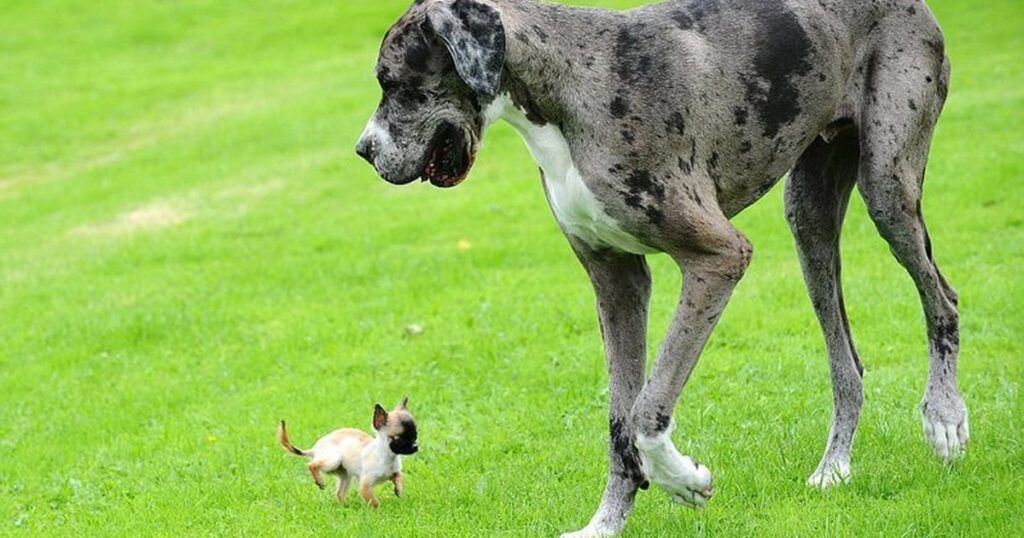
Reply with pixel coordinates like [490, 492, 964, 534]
[403, 31, 433, 72]
[740, 1, 813, 138]
[390, 418, 419, 455]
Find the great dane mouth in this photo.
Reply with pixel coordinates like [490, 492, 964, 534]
[422, 122, 474, 188]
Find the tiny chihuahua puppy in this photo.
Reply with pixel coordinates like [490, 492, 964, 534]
[278, 397, 418, 508]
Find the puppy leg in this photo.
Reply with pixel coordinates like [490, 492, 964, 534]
[307, 461, 326, 490]
[387, 471, 403, 498]
[359, 479, 380, 508]
[335, 472, 352, 501]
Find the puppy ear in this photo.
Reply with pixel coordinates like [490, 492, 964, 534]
[425, 0, 506, 96]
[373, 404, 388, 431]
[399, 396, 409, 410]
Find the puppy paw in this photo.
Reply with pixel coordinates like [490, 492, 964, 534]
[634, 430, 713, 508]
[922, 391, 969, 462]
[807, 460, 850, 490]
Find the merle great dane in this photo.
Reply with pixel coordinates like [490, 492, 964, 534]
[355, 0, 966, 535]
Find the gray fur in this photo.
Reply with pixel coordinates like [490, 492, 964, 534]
[358, 0, 967, 534]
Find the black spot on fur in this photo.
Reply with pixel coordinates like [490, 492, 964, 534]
[506, 74, 547, 125]
[610, 418, 646, 486]
[403, 34, 432, 72]
[613, 27, 654, 85]
[610, 95, 630, 119]
[739, 140, 753, 154]
[621, 130, 635, 144]
[734, 107, 749, 126]
[664, 111, 686, 136]
[741, 2, 813, 138]
[908, 99, 918, 111]
[623, 170, 666, 224]
[672, 0, 721, 32]
[654, 413, 672, 432]
[645, 206, 665, 225]
[932, 320, 958, 357]
[532, 24, 549, 42]
[626, 170, 665, 201]
[671, 11, 694, 30]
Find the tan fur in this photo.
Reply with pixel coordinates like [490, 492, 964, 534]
[279, 401, 416, 508]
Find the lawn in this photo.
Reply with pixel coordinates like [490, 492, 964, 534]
[0, 0, 1021, 536]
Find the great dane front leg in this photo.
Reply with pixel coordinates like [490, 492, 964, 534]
[632, 227, 753, 508]
[561, 242, 651, 538]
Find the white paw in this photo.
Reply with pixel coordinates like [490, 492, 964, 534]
[634, 429, 713, 508]
[807, 460, 850, 490]
[922, 392, 969, 462]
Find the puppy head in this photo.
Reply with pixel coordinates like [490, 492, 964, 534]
[373, 396, 419, 455]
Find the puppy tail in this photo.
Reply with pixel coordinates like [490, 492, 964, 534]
[278, 420, 310, 457]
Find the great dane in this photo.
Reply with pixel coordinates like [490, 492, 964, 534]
[355, 0, 966, 535]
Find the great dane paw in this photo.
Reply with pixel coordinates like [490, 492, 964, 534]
[922, 390, 969, 462]
[634, 430, 713, 508]
[807, 460, 850, 490]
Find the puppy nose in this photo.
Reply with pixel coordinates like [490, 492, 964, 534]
[355, 137, 377, 165]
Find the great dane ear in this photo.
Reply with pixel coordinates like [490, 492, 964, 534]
[424, 0, 506, 96]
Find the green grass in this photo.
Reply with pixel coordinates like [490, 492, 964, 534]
[1, 0, 1021, 535]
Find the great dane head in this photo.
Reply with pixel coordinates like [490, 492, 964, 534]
[356, 0, 506, 188]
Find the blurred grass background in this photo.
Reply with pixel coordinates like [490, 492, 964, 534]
[0, 0, 1021, 535]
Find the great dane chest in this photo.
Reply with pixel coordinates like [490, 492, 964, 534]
[486, 97, 657, 255]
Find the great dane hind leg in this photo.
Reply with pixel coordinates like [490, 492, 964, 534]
[786, 131, 864, 488]
[561, 241, 651, 538]
[858, 33, 966, 461]
[631, 213, 753, 508]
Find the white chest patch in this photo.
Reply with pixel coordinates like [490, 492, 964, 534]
[484, 95, 658, 255]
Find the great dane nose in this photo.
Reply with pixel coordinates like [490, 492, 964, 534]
[355, 137, 377, 165]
